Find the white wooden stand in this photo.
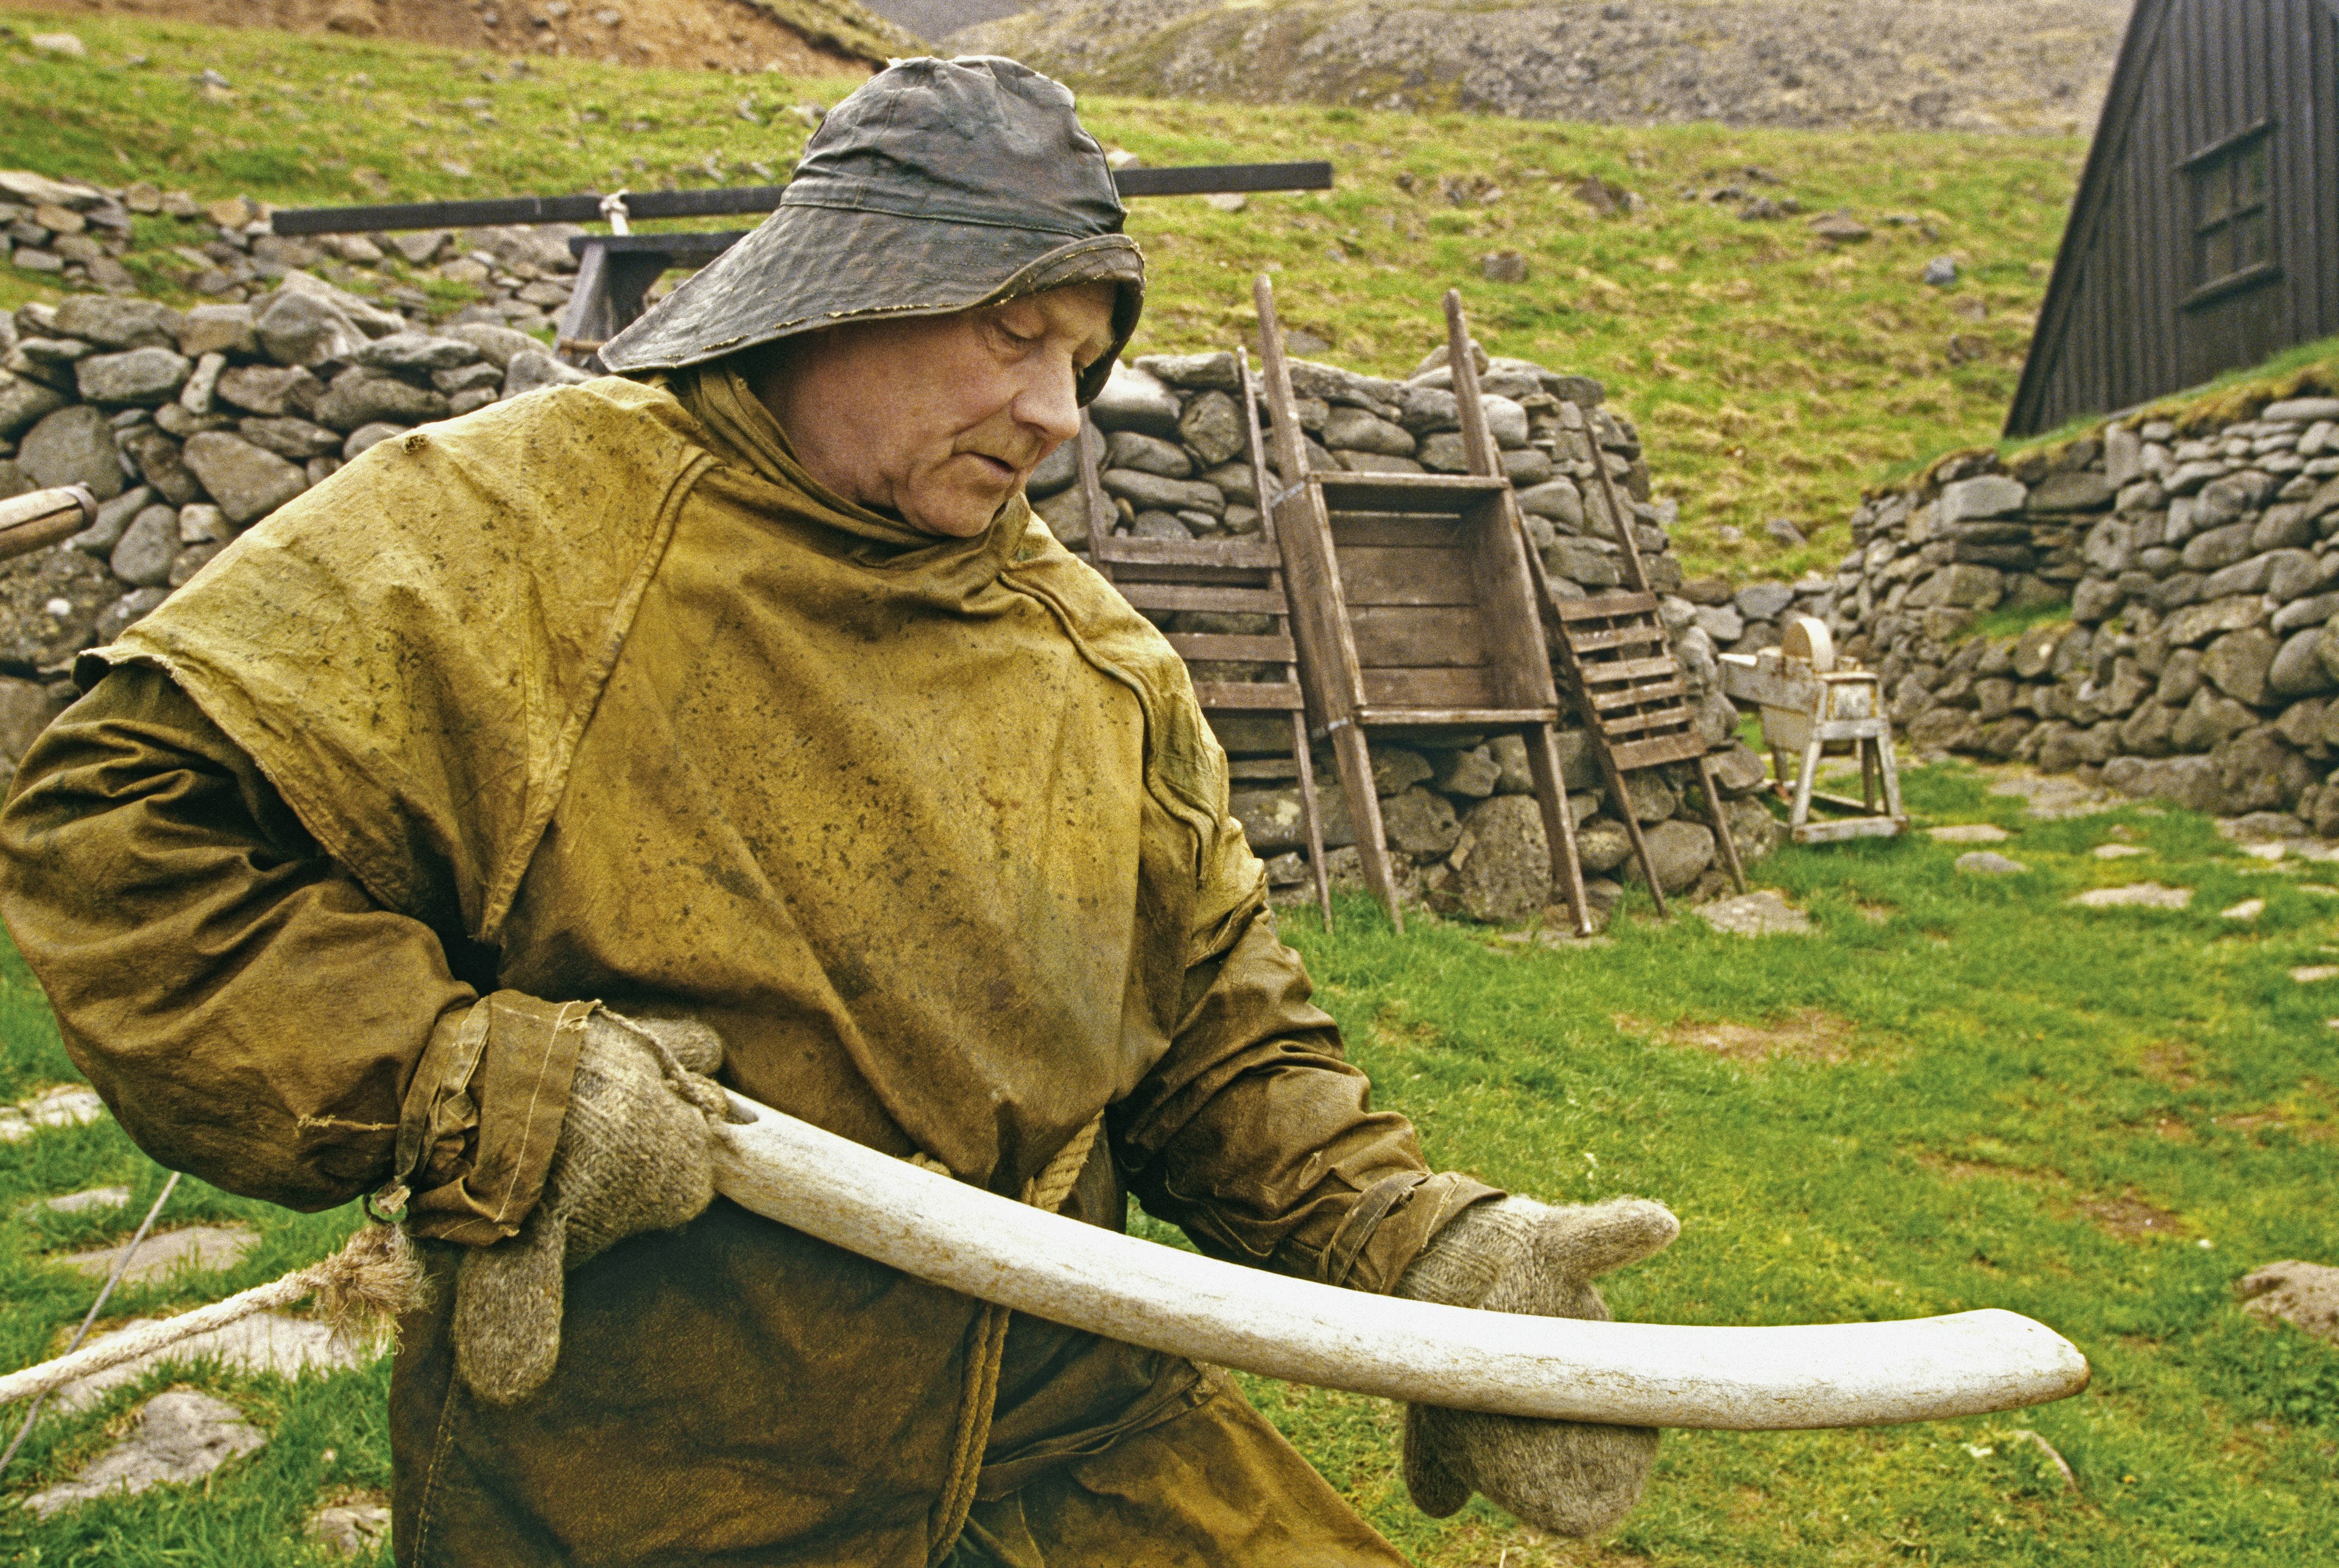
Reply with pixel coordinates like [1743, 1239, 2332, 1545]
[1719, 618, 1906, 845]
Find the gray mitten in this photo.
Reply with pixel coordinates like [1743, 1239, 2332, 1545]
[1393, 1195, 1679, 1535]
[452, 1010, 727, 1404]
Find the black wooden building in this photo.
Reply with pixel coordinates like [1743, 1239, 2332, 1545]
[2006, 0, 2338, 436]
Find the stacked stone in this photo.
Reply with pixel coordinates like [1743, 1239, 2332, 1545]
[0, 171, 138, 292]
[141, 203, 582, 339]
[3, 166, 579, 336]
[1048, 347, 1775, 923]
[0, 277, 596, 778]
[1672, 574, 1834, 658]
[318, 225, 585, 339]
[1711, 393, 2339, 829]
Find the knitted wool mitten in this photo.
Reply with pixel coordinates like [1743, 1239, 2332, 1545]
[452, 1010, 727, 1405]
[1392, 1195, 1679, 1536]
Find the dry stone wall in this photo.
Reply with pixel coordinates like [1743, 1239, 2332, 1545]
[1065, 348, 1775, 924]
[0, 255, 1771, 925]
[1702, 390, 2339, 833]
[3, 167, 582, 331]
[0, 273, 597, 779]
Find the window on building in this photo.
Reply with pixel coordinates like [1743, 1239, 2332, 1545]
[2189, 127, 2273, 294]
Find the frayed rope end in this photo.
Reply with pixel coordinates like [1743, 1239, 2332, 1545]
[306, 1223, 428, 1351]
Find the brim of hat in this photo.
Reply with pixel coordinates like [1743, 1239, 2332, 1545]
[599, 205, 1145, 399]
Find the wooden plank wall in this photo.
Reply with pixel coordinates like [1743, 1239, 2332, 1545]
[2012, 0, 2338, 434]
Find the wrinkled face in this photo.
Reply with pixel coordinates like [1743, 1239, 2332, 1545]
[754, 282, 1119, 538]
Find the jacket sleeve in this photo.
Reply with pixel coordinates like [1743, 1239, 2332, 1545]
[0, 661, 584, 1240]
[1112, 898, 1500, 1296]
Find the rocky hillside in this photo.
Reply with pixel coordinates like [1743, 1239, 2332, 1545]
[956, 0, 2130, 134]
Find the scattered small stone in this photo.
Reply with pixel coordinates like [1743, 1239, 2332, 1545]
[1929, 823, 2009, 843]
[1479, 250, 1527, 284]
[29, 31, 88, 57]
[310, 1500, 393, 1558]
[2220, 898, 2265, 921]
[2242, 843, 2287, 862]
[1693, 890, 1811, 936]
[2092, 843, 2150, 859]
[1955, 850, 2028, 875]
[1988, 772, 2116, 819]
[1204, 192, 1246, 214]
[1808, 209, 1871, 244]
[23, 1390, 264, 1520]
[56, 1223, 258, 1285]
[2236, 1260, 2339, 1344]
[1922, 256, 1958, 286]
[2291, 965, 2339, 984]
[2072, 882, 2193, 910]
[0, 1085, 106, 1142]
[48, 1310, 370, 1412]
[23, 1184, 130, 1215]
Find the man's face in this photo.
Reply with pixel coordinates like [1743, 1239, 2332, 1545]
[755, 282, 1119, 538]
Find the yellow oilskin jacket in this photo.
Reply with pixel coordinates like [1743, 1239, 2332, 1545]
[0, 365, 1494, 1567]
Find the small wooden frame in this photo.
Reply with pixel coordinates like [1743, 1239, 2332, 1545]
[1085, 353, 1335, 926]
[558, 230, 750, 356]
[1254, 276, 1593, 935]
[1441, 294, 1745, 915]
[1718, 619, 1905, 845]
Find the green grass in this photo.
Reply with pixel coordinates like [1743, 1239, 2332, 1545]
[1958, 601, 2075, 647]
[1, 760, 2334, 1563]
[0, 9, 2090, 577]
[0, 931, 387, 1566]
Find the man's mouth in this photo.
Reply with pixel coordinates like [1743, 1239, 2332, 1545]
[967, 452, 1020, 485]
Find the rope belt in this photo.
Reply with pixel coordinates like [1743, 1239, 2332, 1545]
[921, 1114, 1106, 1566]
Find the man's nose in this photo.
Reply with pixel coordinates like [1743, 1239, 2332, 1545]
[1014, 359, 1083, 448]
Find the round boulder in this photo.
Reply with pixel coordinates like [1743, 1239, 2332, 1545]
[18, 405, 124, 500]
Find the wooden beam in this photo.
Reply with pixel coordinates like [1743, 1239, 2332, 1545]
[273, 186, 788, 236]
[272, 163, 1336, 237]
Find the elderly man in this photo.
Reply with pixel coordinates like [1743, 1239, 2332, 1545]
[0, 57, 1675, 1567]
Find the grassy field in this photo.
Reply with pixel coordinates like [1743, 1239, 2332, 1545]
[0, 6, 2089, 578]
[1, 759, 2333, 1564]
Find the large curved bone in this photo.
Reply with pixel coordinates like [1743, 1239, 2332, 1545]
[713, 1093, 2089, 1431]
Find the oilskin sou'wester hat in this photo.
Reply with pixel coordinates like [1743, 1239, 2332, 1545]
[599, 55, 1145, 404]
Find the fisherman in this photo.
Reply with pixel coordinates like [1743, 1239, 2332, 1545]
[0, 57, 1678, 1567]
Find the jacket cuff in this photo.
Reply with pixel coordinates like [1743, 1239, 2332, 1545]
[1322, 1170, 1503, 1296]
[392, 990, 598, 1244]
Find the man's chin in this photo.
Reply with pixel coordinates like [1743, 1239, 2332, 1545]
[898, 488, 1009, 539]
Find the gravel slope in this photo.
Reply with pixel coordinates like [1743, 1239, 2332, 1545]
[955, 0, 2133, 134]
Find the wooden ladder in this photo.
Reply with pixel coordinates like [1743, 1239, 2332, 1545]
[1083, 351, 1335, 927]
[1450, 314, 1745, 916]
[1254, 276, 1594, 935]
